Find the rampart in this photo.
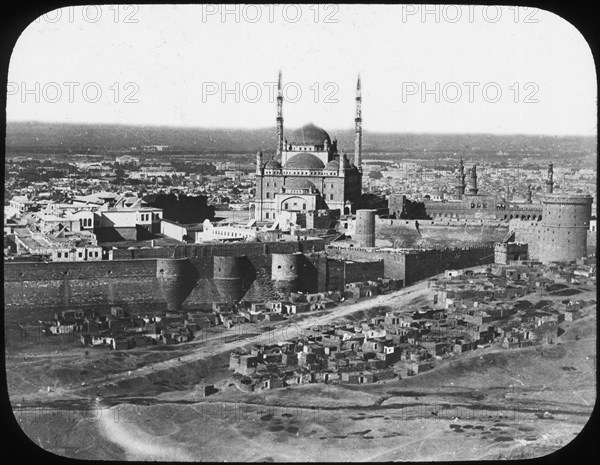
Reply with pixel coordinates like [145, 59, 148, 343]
[4, 237, 494, 321]
[3, 239, 329, 321]
[326, 245, 494, 285]
[375, 218, 508, 248]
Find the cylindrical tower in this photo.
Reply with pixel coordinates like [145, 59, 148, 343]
[355, 209, 376, 247]
[213, 256, 244, 303]
[156, 258, 197, 311]
[271, 253, 300, 296]
[539, 194, 592, 263]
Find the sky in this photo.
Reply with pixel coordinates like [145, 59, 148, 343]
[7, 4, 597, 135]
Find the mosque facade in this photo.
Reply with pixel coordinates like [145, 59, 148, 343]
[254, 73, 363, 222]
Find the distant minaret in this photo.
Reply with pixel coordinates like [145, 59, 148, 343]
[276, 70, 284, 158]
[526, 184, 532, 203]
[545, 162, 554, 194]
[456, 158, 466, 199]
[354, 75, 362, 172]
[466, 165, 479, 195]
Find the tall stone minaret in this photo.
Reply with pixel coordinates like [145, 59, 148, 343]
[276, 70, 284, 159]
[466, 165, 479, 195]
[456, 158, 466, 199]
[526, 183, 533, 203]
[256, 150, 263, 175]
[354, 75, 362, 172]
[545, 162, 554, 194]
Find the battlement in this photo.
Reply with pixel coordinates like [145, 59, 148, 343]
[541, 194, 593, 205]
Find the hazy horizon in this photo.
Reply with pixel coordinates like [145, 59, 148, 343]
[5, 120, 597, 139]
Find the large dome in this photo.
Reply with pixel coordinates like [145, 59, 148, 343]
[285, 178, 316, 190]
[284, 153, 325, 170]
[291, 123, 331, 146]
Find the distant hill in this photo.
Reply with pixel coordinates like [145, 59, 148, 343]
[5, 121, 596, 161]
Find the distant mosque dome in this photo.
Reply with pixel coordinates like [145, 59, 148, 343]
[284, 152, 325, 170]
[264, 159, 282, 170]
[291, 123, 331, 146]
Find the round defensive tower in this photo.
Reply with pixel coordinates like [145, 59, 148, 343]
[355, 209, 377, 247]
[213, 255, 244, 303]
[156, 258, 196, 311]
[539, 194, 592, 263]
[271, 253, 301, 296]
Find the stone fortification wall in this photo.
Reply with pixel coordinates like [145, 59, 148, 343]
[326, 245, 493, 285]
[3, 240, 329, 321]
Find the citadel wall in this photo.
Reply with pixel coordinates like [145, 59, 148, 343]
[326, 245, 494, 285]
[3, 239, 329, 321]
[375, 218, 508, 248]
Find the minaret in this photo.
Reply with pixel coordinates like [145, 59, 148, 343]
[456, 158, 466, 199]
[354, 75, 362, 172]
[526, 183, 532, 203]
[256, 150, 263, 175]
[545, 162, 554, 194]
[466, 165, 478, 195]
[276, 70, 284, 158]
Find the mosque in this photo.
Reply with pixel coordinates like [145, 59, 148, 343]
[253, 72, 363, 222]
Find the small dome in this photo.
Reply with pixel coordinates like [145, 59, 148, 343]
[291, 123, 331, 146]
[265, 159, 282, 170]
[285, 178, 316, 190]
[324, 160, 340, 171]
[284, 153, 325, 170]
